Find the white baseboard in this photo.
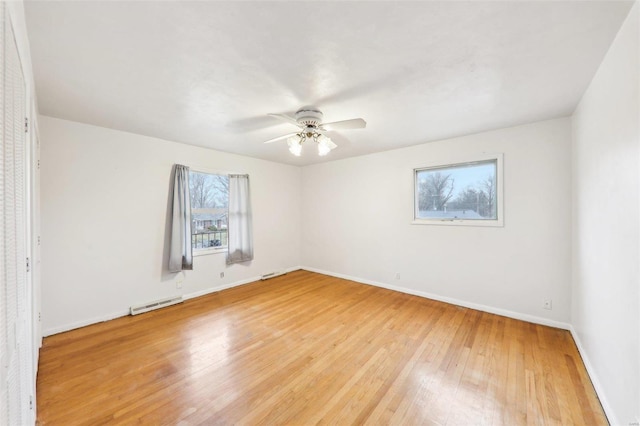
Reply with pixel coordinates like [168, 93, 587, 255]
[182, 275, 261, 300]
[300, 266, 571, 330]
[183, 266, 301, 300]
[43, 266, 303, 337]
[569, 326, 619, 426]
[43, 309, 130, 337]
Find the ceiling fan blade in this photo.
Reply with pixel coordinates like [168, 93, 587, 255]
[263, 132, 299, 144]
[321, 118, 366, 131]
[268, 113, 302, 128]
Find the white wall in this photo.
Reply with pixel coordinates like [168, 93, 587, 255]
[571, 2, 639, 424]
[39, 116, 301, 335]
[302, 118, 572, 326]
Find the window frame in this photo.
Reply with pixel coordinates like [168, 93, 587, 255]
[412, 153, 504, 227]
[189, 167, 230, 256]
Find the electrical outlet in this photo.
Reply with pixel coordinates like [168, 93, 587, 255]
[543, 299, 552, 310]
[395, 272, 401, 280]
[176, 270, 185, 289]
[220, 272, 225, 279]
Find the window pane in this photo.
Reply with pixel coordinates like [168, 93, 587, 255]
[415, 160, 497, 220]
[189, 171, 229, 249]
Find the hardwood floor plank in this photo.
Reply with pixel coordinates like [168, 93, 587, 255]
[36, 271, 607, 425]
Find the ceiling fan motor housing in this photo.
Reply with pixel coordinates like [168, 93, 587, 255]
[295, 106, 323, 127]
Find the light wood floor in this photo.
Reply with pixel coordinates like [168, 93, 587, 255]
[37, 270, 606, 425]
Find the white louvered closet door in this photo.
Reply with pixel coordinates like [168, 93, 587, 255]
[1, 2, 33, 424]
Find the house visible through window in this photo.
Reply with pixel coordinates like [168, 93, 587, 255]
[189, 171, 229, 251]
[414, 155, 503, 226]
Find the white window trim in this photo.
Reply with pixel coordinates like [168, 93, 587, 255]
[411, 153, 504, 227]
[189, 167, 231, 255]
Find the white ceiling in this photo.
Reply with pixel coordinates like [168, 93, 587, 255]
[25, 1, 634, 166]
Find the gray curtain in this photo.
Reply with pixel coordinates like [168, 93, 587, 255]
[226, 174, 253, 264]
[168, 164, 193, 272]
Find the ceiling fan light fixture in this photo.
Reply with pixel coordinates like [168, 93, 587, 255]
[266, 106, 365, 158]
[317, 134, 336, 156]
[287, 135, 303, 156]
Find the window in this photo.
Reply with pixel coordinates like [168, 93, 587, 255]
[413, 154, 503, 226]
[189, 170, 229, 252]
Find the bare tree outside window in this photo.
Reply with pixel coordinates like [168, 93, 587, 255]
[189, 171, 229, 250]
[190, 173, 228, 209]
[415, 159, 499, 221]
[417, 172, 455, 211]
[480, 175, 496, 218]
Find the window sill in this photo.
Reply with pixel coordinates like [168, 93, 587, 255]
[411, 219, 504, 227]
[193, 248, 228, 257]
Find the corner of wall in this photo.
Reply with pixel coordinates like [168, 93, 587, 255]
[569, 1, 640, 423]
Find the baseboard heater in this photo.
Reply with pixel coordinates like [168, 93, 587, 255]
[130, 296, 183, 316]
[261, 270, 287, 280]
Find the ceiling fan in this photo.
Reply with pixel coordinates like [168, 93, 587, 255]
[264, 106, 366, 157]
